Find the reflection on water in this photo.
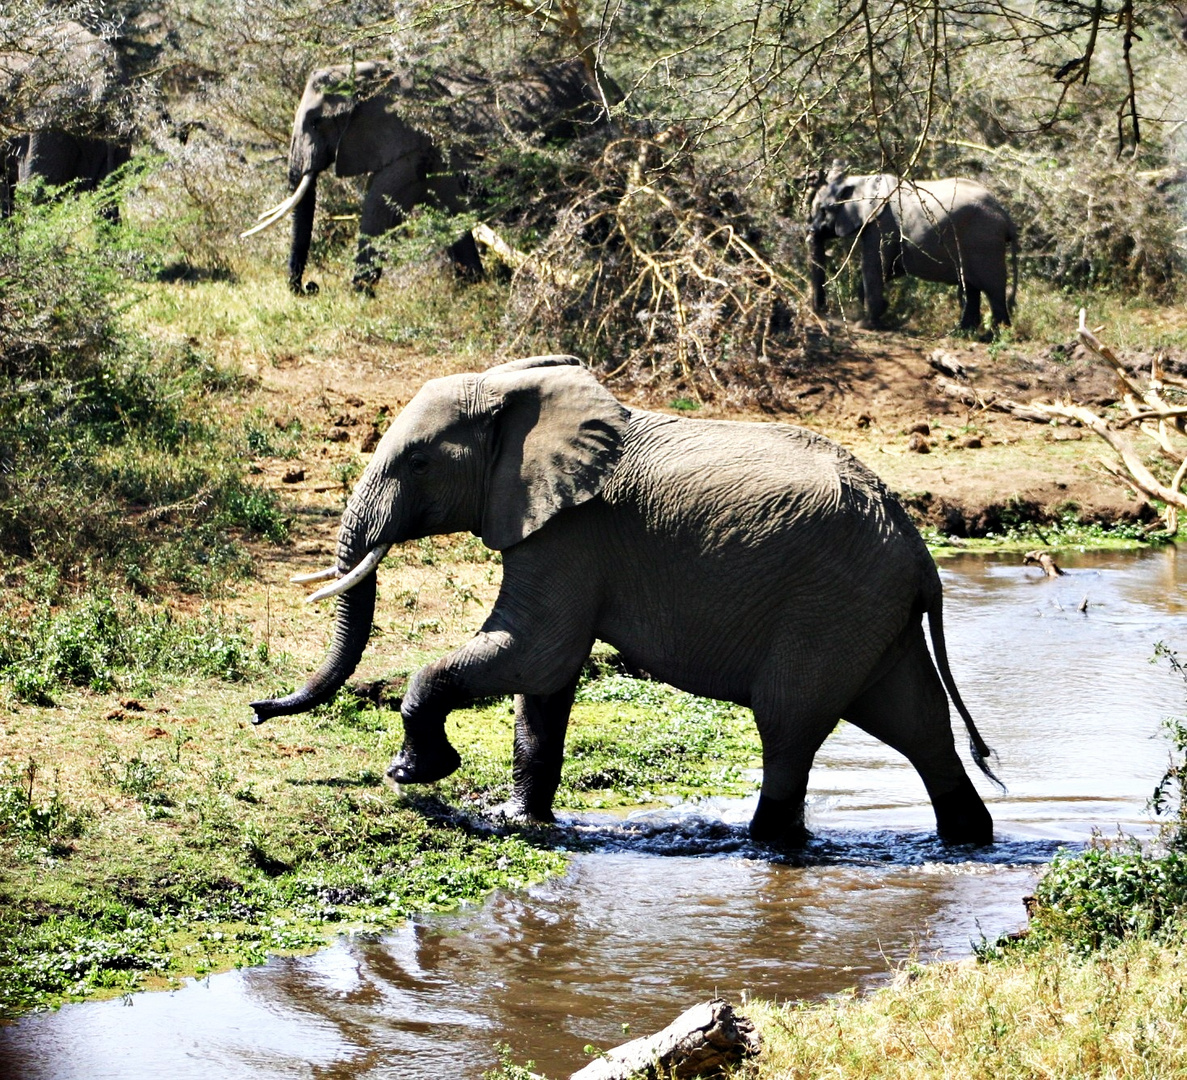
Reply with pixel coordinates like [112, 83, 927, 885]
[1, 548, 1184, 1080]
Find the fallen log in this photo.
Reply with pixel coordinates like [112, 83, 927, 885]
[569, 999, 761, 1080]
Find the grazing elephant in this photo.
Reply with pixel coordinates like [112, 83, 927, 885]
[242, 58, 612, 294]
[251, 356, 1001, 847]
[0, 22, 130, 218]
[808, 168, 1018, 332]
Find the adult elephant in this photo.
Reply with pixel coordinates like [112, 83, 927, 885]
[0, 21, 130, 218]
[251, 356, 1001, 847]
[243, 58, 613, 294]
[808, 167, 1018, 333]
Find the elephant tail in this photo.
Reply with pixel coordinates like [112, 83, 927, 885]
[927, 599, 1008, 793]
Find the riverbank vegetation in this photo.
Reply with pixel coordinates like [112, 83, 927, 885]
[2, 0, 1186, 1064]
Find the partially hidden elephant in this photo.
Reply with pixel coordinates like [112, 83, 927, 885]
[251, 356, 1001, 847]
[808, 167, 1018, 332]
[242, 58, 613, 294]
[0, 21, 131, 218]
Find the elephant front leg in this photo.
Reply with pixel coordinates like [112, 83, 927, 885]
[385, 623, 590, 791]
[354, 158, 427, 292]
[858, 232, 888, 328]
[385, 658, 466, 785]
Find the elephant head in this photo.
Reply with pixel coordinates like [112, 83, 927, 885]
[807, 167, 894, 315]
[250, 355, 628, 724]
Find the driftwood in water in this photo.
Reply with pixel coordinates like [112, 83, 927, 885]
[1023, 550, 1065, 578]
[569, 999, 760, 1080]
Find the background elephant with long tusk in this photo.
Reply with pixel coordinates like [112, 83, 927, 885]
[243, 57, 614, 294]
[808, 166, 1018, 333]
[251, 355, 1002, 848]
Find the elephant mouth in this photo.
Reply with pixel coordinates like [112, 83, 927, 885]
[297, 543, 391, 603]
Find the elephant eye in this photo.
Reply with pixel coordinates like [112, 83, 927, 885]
[408, 452, 431, 475]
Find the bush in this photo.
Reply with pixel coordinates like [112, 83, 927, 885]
[1002, 643, 1187, 955]
[0, 188, 288, 595]
[0, 591, 270, 703]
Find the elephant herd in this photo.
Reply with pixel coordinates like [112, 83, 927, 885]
[3, 20, 1021, 331]
[4, 23, 1012, 846]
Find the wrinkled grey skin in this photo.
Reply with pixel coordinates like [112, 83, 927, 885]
[0, 22, 130, 218]
[283, 58, 611, 294]
[251, 356, 999, 847]
[809, 168, 1018, 332]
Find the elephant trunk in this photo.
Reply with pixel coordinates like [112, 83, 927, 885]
[250, 570, 375, 723]
[808, 229, 828, 314]
[288, 172, 317, 294]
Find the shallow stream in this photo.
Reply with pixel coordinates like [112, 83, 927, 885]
[2, 547, 1184, 1079]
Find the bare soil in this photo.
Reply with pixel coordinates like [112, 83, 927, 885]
[242, 327, 1156, 550]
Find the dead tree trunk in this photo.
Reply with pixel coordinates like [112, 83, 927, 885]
[568, 999, 761, 1080]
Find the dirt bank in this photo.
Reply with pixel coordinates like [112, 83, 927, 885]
[245, 328, 1160, 544]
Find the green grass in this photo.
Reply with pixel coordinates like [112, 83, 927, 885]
[923, 508, 1167, 557]
[126, 266, 511, 367]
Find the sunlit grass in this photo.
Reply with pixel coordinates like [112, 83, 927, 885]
[743, 938, 1187, 1079]
[125, 263, 512, 368]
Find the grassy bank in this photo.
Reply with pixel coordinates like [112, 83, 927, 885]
[0, 641, 761, 1016]
[743, 937, 1187, 1078]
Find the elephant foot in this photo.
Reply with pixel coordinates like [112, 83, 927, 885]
[748, 793, 811, 849]
[930, 775, 994, 846]
[490, 798, 556, 825]
[385, 733, 462, 785]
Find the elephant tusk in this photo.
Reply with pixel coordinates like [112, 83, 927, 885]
[291, 565, 340, 584]
[306, 544, 391, 603]
[240, 174, 312, 239]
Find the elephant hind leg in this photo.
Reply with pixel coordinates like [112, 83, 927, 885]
[986, 285, 1011, 328]
[844, 626, 993, 845]
[505, 677, 581, 823]
[958, 286, 982, 331]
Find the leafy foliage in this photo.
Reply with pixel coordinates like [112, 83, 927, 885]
[0, 188, 288, 595]
[0, 591, 270, 703]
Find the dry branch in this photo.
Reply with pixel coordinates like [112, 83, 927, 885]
[930, 311, 1186, 534]
[932, 378, 1053, 423]
[1021, 310, 1187, 534]
[569, 999, 761, 1080]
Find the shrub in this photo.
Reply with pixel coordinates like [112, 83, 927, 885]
[0, 591, 270, 703]
[0, 189, 288, 594]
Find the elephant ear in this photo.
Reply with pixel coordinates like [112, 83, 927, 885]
[333, 68, 421, 178]
[827, 179, 865, 237]
[479, 356, 629, 550]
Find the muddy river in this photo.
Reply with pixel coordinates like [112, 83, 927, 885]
[2, 547, 1184, 1079]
